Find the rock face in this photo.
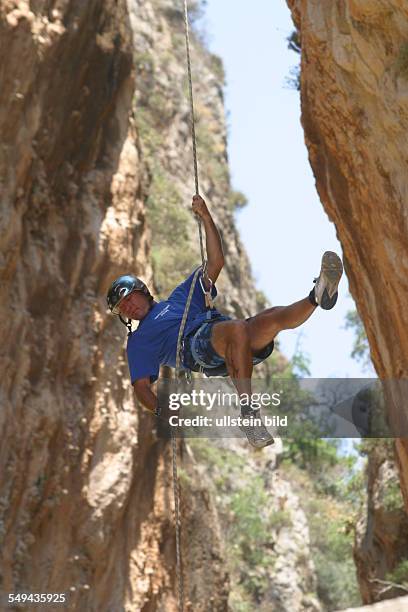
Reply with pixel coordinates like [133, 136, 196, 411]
[337, 594, 408, 612]
[354, 442, 408, 604]
[190, 438, 322, 612]
[286, 1, 408, 507]
[0, 0, 319, 610]
[0, 0, 227, 609]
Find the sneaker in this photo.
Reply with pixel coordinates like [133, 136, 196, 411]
[239, 407, 275, 449]
[313, 251, 343, 310]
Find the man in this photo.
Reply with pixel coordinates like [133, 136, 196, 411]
[107, 195, 343, 448]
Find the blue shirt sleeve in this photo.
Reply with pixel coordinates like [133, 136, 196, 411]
[167, 267, 217, 311]
[127, 335, 160, 384]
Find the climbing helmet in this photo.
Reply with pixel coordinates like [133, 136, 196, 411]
[107, 274, 151, 315]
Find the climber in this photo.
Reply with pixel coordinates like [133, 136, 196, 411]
[107, 195, 343, 448]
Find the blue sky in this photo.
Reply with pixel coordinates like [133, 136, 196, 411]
[199, 0, 375, 378]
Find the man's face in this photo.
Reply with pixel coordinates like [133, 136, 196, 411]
[119, 290, 151, 320]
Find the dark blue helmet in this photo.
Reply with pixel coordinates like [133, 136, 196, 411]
[107, 274, 151, 315]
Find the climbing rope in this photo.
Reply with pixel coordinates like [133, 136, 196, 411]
[171, 428, 184, 612]
[169, 3, 211, 610]
[183, 0, 206, 267]
[171, 265, 201, 612]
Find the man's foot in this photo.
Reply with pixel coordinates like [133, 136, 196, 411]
[312, 251, 343, 310]
[239, 407, 275, 449]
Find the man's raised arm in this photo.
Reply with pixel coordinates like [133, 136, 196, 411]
[191, 195, 224, 288]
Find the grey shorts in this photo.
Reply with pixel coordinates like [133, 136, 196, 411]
[182, 314, 275, 377]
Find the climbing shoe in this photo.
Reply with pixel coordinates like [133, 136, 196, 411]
[312, 251, 343, 310]
[239, 407, 275, 449]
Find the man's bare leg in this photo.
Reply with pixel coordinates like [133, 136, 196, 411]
[247, 297, 317, 352]
[246, 250, 344, 352]
[211, 321, 274, 448]
[211, 320, 253, 398]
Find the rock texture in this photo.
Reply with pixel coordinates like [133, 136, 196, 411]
[354, 442, 408, 604]
[0, 1, 319, 610]
[337, 594, 408, 612]
[130, 0, 266, 320]
[0, 0, 227, 609]
[286, 0, 408, 511]
[191, 437, 321, 612]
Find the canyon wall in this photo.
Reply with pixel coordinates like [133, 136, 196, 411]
[354, 442, 408, 604]
[286, 0, 408, 605]
[338, 594, 408, 612]
[0, 1, 319, 610]
[0, 0, 228, 609]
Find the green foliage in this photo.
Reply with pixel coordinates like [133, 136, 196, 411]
[268, 509, 292, 530]
[358, 437, 395, 458]
[287, 30, 301, 54]
[283, 439, 339, 477]
[277, 340, 364, 608]
[356, 439, 403, 514]
[396, 42, 408, 78]
[194, 116, 230, 192]
[228, 589, 254, 612]
[290, 341, 311, 377]
[146, 170, 195, 298]
[229, 477, 285, 599]
[255, 290, 268, 311]
[344, 309, 372, 369]
[286, 463, 361, 610]
[285, 66, 301, 91]
[386, 559, 408, 587]
[228, 190, 248, 210]
[178, 466, 193, 488]
[189, 440, 293, 605]
[230, 480, 270, 560]
[188, 0, 208, 24]
[351, 439, 403, 512]
[271, 341, 350, 477]
[190, 439, 246, 488]
[286, 29, 301, 90]
[341, 462, 367, 510]
[133, 47, 182, 161]
[315, 544, 360, 610]
[210, 53, 226, 83]
[134, 105, 163, 158]
[383, 478, 404, 512]
[134, 51, 155, 75]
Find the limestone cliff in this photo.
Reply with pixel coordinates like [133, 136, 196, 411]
[0, 1, 320, 610]
[0, 0, 226, 609]
[353, 442, 408, 604]
[337, 594, 408, 612]
[286, 0, 408, 517]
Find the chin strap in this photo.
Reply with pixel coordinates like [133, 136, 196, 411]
[119, 315, 133, 337]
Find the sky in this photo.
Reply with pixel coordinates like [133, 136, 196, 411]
[199, 0, 375, 379]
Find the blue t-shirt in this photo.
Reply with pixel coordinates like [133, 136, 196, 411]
[127, 268, 219, 384]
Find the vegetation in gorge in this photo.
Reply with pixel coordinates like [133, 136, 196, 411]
[344, 308, 372, 370]
[134, 4, 405, 610]
[134, 1, 250, 301]
[190, 347, 364, 611]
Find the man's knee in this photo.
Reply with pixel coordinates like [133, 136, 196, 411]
[211, 320, 251, 358]
[226, 320, 251, 344]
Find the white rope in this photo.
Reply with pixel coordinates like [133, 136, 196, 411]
[183, 0, 206, 267]
[170, 3, 213, 609]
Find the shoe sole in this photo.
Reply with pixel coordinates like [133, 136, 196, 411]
[239, 426, 275, 449]
[256, 437, 275, 449]
[319, 251, 343, 309]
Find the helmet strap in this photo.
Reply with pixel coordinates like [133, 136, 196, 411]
[119, 314, 133, 337]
